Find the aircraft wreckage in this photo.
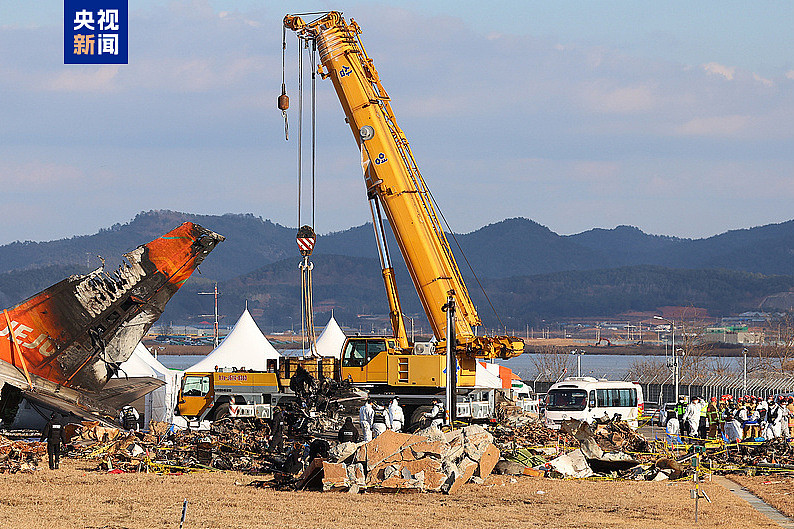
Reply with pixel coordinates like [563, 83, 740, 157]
[0, 222, 224, 424]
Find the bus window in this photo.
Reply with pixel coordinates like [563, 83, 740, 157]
[596, 388, 636, 408]
[182, 375, 210, 397]
[547, 389, 587, 411]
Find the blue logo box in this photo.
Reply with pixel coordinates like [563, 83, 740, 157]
[64, 0, 128, 64]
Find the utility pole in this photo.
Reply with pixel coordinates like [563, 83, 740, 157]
[443, 295, 456, 427]
[654, 315, 678, 402]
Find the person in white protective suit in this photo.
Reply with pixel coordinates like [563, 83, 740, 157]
[424, 398, 445, 429]
[723, 403, 743, 442]
[371, 402, 391, 438]
[358, 399, 374, 442]
[665, 416, 680, 445]
[683, 397, 701, 439]
[387, 397, 405, 432]
[763, 397, 782, 439]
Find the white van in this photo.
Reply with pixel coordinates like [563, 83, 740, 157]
[543, 377, 644, 430]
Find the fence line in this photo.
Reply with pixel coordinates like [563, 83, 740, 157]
[526, 372, 794, 410]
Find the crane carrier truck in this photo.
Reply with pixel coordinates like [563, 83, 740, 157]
[176, 11, 527, 428]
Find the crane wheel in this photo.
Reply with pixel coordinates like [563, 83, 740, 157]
[213, 403, 231, 421]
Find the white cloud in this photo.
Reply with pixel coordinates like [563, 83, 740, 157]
[753, 73, 774, 87]
[579, 82, 657, 113]
[703, 62, 735, 80]
[46, 66, 120, 92]
[0, 161, 85, 187]
[676, 115, 750, 136]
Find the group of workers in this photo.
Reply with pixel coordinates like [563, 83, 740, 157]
[341, 397, 446, 443]
[351, 397, 406, 442]
[666, 394, 794, 443]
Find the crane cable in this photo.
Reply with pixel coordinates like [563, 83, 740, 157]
[426, 188, 507, 335]
[279, 26, 289, 140]
[295, 35, 319, 357]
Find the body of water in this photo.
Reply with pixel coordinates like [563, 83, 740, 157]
[160, 352, 743, 381]
[496, 353, 743, 380]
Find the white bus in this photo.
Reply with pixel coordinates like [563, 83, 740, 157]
[543, 377, 644, 430]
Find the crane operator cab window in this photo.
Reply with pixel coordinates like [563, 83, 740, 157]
[342, 339, 387, 367]
[182, 375, 210, 397]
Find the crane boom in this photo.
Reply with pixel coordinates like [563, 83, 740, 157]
[285, 12, 522, 359]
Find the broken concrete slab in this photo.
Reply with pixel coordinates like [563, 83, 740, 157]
[322, 461, 348, 491]
[329, 441, 361, 463]
[548, 448, 594, 479]
[477, 443, 500, 478]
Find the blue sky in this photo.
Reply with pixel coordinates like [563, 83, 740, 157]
[1, 1, 793, 244]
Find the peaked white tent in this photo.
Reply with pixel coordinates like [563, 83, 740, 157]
[315, 315, 347, 358]
[115, 342, 181, 425]
[187, 309, 281, 372]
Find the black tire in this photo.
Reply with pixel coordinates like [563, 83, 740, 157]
[408, 405, 433, 432]
[213, 403, 231, 421]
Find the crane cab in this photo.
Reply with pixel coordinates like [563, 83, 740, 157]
[340, 336, 477, 388]
[340, 336, 395, 384]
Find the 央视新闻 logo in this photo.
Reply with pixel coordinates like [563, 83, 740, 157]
[64, 1, 128, 64]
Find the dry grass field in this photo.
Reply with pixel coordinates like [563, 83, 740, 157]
[0, 459, 782, 529]
[730, 474, 794, 519]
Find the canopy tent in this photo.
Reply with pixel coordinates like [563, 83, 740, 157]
[186, 309, 281, 372]
[314, 315, 347, 358]
[115, 342, 181, 425]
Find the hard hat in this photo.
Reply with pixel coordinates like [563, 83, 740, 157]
[711, 397, 717, 402]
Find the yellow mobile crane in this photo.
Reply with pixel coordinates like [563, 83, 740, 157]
[283, 12, 524, 423]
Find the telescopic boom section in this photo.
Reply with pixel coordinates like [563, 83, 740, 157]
[284, 12, 523, 359]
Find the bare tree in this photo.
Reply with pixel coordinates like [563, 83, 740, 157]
[627, 357, 668, 382]
[759, 314, 794, 375]
[707, 355, 736, 377]
[529, 345, 573, 382]
[676, 318, 711, 381]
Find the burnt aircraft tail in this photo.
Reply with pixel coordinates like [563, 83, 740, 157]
[0, 222, 224, 421]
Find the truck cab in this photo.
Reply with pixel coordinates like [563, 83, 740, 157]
[176, 371, 281, 421]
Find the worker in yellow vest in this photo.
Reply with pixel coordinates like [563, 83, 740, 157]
[706, 397, 720, 439]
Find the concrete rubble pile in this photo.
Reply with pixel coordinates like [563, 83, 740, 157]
[271, 425, 501, 494]
[0, 435, 46, 473]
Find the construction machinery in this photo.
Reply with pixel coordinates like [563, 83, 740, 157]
[177, 12, 527, 429]
[283, 12, 524, 424]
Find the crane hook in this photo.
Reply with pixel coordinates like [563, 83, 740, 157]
[278, 83, 289, 141]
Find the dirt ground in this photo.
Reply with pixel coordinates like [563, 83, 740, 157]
[0, 459, 782, 529]
[730, 473, 794, 519]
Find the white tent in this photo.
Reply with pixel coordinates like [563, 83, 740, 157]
[115, 342, 181, 425]
[186, 309, 281, 372]
[315, 315, 347, 358]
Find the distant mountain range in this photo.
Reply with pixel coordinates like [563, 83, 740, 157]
[1, 210, 792, 330]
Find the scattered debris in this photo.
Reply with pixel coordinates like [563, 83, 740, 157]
[0, 435, 46, 473]
[38, 404, 794, 486]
